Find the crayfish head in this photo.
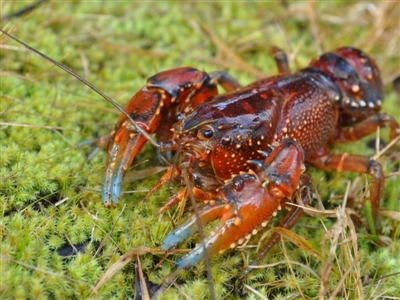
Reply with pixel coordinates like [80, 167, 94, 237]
[172, 113, 216, 162]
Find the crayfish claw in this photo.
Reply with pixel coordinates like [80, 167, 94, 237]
[161, 203, 225, 252]
[171, 173, 277, 269]
[102, 123, 148, 207]
[162, 139, 307, 269]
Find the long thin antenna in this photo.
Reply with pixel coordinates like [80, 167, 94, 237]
[0, 28, 160, 148]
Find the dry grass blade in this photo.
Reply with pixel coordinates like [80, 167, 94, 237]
[197, 20, 265, 78]
[93, 204, 126, 258]
[273, 227, 320, 258]
[249, 260, 321, 281]
[280, 236, 305, 299]
[123, 166, 168, 183]
[319, 181, 363, 299]
[136, 256, 151, 300]
[379, 210, 400, 221]
[243, 283, 269, 300]
[92, 246, 151, 294]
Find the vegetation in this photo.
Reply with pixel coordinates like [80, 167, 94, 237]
[1, 1, 399, 299]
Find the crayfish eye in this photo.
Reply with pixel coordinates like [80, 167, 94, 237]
[175, 113, 184, 122]
[198, 126, 214, 140]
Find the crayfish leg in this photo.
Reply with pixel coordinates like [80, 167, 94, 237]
[209, 71, 242, 92]
[332, 113, 400, 143]
[310, 113, 399, 235]
[144, 166, 181, 201]
[310, 150, 385, 235]
[269, 46, 291, 75]
[157, 188, 187, 214]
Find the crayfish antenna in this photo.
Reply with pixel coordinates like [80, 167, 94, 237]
[0, 29, 159, 148]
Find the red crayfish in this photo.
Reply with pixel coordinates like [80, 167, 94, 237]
[3, 29, 398, 273]
[100, 45, 399, 269]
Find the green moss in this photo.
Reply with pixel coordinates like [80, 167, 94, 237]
[1, 1, 399, 299]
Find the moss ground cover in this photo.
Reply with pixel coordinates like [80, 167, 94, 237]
[1, 1, 399, 299]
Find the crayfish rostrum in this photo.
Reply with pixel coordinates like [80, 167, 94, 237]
[100, 46, 399, 269]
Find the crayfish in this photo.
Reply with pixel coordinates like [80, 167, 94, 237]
[3, 29, 398, 275]
[100, 46, 399, 270]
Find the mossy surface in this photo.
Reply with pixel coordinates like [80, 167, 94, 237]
[1, 1, 399, 299]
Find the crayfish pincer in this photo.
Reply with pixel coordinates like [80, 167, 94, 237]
[101, 46, 399, 268]
[161, 139, 309, 269]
